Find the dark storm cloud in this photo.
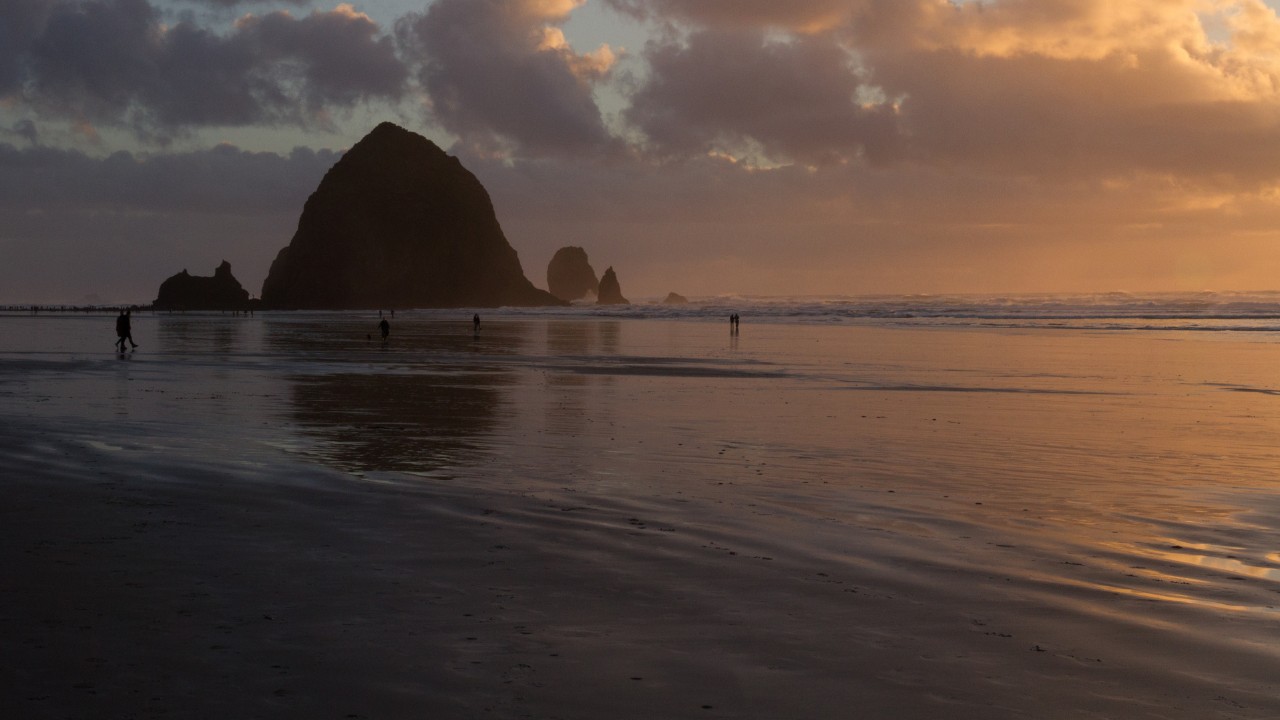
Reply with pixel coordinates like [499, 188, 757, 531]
[0, 0, 55, 95]
[12, 0, 406, 137]
[397, 0, 619, 157]
[626, 29, 904, 165]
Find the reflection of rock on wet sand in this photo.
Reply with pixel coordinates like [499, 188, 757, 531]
[545, 320, 620, 358]
[542, 320, 621, 438]
[289, 370, 513, 475]
[158, 316, 245, 355]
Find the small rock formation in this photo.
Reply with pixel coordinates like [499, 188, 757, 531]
[261, 122, 562, 309]
[546, 246, 599, 302]
[663, 292, 688, 304]
[597, 267, 629, 305]
[153, 261, 250, 310]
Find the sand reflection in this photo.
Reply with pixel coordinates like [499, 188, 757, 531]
[265, 316, 530, 476]
[541, 321, 619, 438]
[156, 315, 246, 355]
[287, 369, 513, 475]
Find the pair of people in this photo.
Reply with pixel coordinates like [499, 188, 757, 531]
[115, 310, 137, 351]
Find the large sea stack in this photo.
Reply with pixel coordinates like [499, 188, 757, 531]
[261, 122, 561, 309]
[153, 261, 250, 310]
[546, 246, 599, 302]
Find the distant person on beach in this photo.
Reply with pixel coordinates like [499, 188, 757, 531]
[379, 317, 390, 341]
[473, 314, 481, 332]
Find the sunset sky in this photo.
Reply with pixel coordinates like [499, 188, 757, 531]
[5, 0, 1280, 303]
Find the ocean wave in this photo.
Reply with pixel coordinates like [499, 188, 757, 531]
[470, 291, 1280, 332]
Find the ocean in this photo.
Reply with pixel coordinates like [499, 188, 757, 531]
[494, 290, 1280, 331]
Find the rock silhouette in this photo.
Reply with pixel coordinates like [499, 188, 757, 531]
[546, 246, 599, 302]
[261, 122, 561, 309]
[154, 261, 250, 311]
[663, 292, 688, 304]
[597, 267, 629, 305]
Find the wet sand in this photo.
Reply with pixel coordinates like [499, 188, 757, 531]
[2, 313, 1280, 718]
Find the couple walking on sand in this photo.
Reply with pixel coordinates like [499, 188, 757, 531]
[115, 310, 137, 351]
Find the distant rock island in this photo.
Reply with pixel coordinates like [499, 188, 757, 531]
[663, 292, 688, 304]
[597, 267, 629, 305]
[546, 246, 598, 302]
[153, 261, 250, 311]
[261, 122, 562, 309]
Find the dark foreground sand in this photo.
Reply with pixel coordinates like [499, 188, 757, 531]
[4, 314, 1280, 718]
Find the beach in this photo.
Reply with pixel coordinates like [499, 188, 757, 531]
[3, 309, 1280, 718]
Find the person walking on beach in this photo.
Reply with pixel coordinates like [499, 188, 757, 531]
[122, 309, 138, 349]
[473, 313, 481, 333]
[115, 310, 128, 351]
[379, 317, 390, 341]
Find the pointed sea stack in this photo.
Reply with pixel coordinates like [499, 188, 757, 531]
[154, 261, 250, 310]
[597, 267, 629, 305]
[261, 122, 561, 309]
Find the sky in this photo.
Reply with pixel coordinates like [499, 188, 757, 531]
[5, 0, 1280, 303]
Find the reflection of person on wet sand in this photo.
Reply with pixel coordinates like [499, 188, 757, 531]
[379, 318, 390, 341]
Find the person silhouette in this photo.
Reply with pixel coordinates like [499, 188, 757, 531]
[123, 309, 138, 349]
[473, 313, 481, 333]
[379, 317, 390, 341]
[115, 310, 128, 351]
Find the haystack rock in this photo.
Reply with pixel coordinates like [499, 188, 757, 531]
[261, 122, 561, 309]
[597, 267, 629, 305]
[546, 246, 599, 302]
[154, 261, 250, 310]
[663, 292, 688, 305]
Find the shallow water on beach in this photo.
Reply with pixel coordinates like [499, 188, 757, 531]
[4, 309, 1280, 716]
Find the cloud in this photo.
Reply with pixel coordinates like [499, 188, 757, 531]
[11, 0, 407, 139]
[467, 147, 1280, 297]
[604, 0, 853, 33]
[0, 0, 55, 95]
[844, 0, 1280, 186]
[0, 139, 337, 213]
[609, 0, 1280, 188]
[5, 119, 39, 145]
[233, 4, 408, 113]
[626, 29, 903, 165]
[0, 139, 339, 303]
[397, 0, 620, 157]
[196, 0, 312, 6]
